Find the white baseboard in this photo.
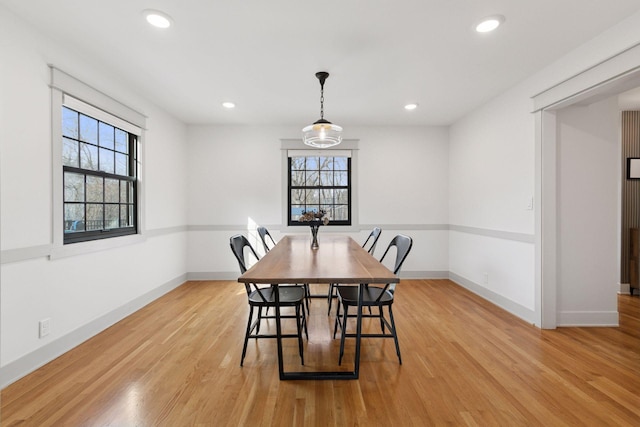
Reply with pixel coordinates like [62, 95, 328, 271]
[556, 311, 619, 327]
[448, 272, 537, 325]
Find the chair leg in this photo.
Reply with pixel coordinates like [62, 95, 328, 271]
[388, 305, 402, 364]
[327, 283, 335, 315]
[296, 304, 304, 365]
[379, 306, 385, 333]
[256, 306, 263, 334]
[338, 305, 349, 365]
[304, 284, 311, 314]
[241, 306, 255, 366]
[302, 303, 309, 339]
[333, 296, 342, 339]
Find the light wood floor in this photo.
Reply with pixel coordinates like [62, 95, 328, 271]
[2, 279, 639, 426]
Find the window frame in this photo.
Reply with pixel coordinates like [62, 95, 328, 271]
[61, 105, 139, 244]
[50, 66, 146, 258]
[280, 141, 359, 232]
[287, 154, 352, 226]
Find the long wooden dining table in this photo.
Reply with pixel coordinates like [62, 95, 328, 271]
[238, 234, 398, 380]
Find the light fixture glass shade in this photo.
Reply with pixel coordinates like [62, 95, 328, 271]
[302, 120, 343, 148]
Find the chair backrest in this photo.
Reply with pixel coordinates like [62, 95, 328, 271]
[362, 227, 382, 255]
[229, 234, 260, 274]
[256, 226, 277, 253]
[379, 234, 413, 293]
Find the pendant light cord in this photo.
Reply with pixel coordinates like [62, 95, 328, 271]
[319, 81, 325, 120]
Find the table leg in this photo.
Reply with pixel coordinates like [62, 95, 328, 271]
[273, 284, 285, 380]
[354, 282, 363, 378]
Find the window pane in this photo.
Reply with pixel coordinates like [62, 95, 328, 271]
[62, 107, 78, 138]
[99, 148, 115, 174]
[305, 170, 319, 186]
[333, 205, 348, 221]
[335, 171, 348, 186]
[64, 172, 85, 202]
[290, 169, 305, 186]
[64, 204, 85, 232]
[80, 143, 99, 170]
[319, 157, 333, 171]
[291, 189, 305, 205]
[120, 181, 129, 203]
[333, 157, 348, 170]
[306, 157, 319, 170]
[291, 157, 305, 171]
[115, 153, 128, 176]
[105, 178, 119, 203]
[86, 175, 103, 203]
[115, 129, 128, 153]
[79, 114, 98, 144]
[319, 171, 333, 186]
[335, 189, 348, 204]
[319, 189, 333, 204]
[290, 205, 304, 221]
[105, 205, 119, 229]
[86, 204, 103, 230]
[305, 189, 319, 204]
[120, 205, 134, 227]
[99, 122, 115, 149]
[62, 137, 79, 167]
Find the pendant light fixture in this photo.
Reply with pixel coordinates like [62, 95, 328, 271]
[302, 71, 342, 148]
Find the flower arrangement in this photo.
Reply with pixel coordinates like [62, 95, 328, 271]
[299, 209, 329, 248]
[299, 209, 330, 226]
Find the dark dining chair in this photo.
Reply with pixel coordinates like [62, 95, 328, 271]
[333, 234, 412, 365]
[230, 234, 307, 366]
[256, 226, 277, 253]
[327, 227, 382, 314]
[257, 225, 311, 313]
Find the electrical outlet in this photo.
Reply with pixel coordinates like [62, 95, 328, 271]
[39, 318, 51, 338]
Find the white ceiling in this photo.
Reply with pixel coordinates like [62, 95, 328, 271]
[3, 0, 640, 127]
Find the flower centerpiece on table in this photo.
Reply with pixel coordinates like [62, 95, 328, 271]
[299, 209, 329, 249]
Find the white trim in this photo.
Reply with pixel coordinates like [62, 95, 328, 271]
[449, 272, 536, 325]
[531, 43, 640, 330]
[287, 149, 352, 158]
[556, 311, 619, 327]
[50, 66, 146, 129]
[531, 42, 640, 112]
[280, 138, 359, 150]
[50, 67, 147, 258]
[63, 95, 141, 136]
[3, 224, 534, 264]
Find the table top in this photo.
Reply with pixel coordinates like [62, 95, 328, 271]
[238, 234, 398, 284]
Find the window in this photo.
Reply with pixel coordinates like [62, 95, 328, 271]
[288, 151, 351, 226]
[61, 103, 138, 244]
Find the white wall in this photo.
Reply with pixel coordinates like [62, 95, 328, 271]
[0, 8, 189, 386]
[185, 124, 450, 279]
[555, 98, 620, 326]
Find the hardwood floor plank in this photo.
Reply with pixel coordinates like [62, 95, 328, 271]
[2, 279, 639, 426]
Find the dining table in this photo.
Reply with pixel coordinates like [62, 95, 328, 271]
[238, 233, 398, 380]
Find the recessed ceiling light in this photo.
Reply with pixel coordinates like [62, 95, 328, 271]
[404, 103, 418, 111]
[222, 102, 236, 109]
[475, 15, 505, 33]
[143, 9, 173, 29]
